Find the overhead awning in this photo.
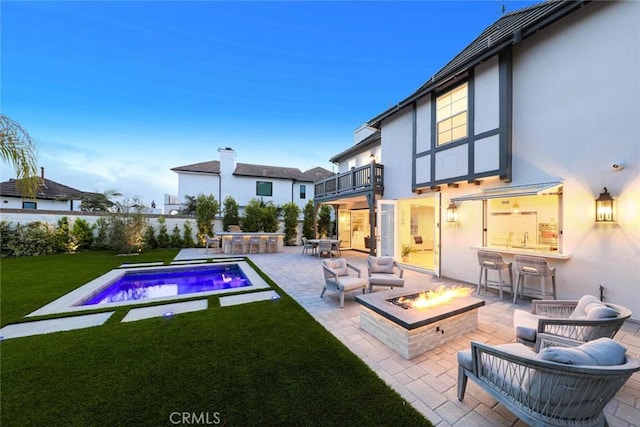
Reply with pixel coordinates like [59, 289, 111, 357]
[451, 181, 563, 202]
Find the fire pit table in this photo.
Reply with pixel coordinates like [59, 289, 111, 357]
[355, 286, 484, 359]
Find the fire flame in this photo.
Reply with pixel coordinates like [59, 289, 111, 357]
[397, 285, 473, 309]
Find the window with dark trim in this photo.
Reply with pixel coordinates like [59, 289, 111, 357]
[300, 184, 306, 199]
[22, 201, 37, 209]
[256, 181, 273, 197]
[436, 82, 468, 145]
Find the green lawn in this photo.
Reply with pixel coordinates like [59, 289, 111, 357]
[1, 251, 433, 426]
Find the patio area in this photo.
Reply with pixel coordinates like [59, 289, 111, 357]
[176, 246, 640, 426]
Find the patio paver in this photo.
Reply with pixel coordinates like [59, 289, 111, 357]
[190, 246, 640, 427]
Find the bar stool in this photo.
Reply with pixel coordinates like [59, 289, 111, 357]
[513, 255, 557, 303]
[265, 236, 278, 253]
[231, 236, 245, 254]
[477, 251, 513, 299]
[248, 236, 261, 254]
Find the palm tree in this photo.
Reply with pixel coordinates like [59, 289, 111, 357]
[0, 115, 39, 198]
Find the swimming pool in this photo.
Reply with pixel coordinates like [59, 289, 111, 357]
[80, 264, 252, 306]
[27, 261, 271, 317]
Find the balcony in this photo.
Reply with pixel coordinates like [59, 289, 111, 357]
[314, 163, 384, 201]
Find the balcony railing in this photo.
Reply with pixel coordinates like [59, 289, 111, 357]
[314, 163, 384, 200]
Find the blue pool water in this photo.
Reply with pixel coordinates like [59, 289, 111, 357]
[80, 264, 252, 306]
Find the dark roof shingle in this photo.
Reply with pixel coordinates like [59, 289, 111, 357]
[0, 178, 92, 200]
[172, 160, 332, 182]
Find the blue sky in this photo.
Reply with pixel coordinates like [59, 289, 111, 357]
[1, 0, 538, 208]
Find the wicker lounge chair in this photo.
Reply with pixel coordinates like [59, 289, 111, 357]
[513, 295, 631, 349]
[320, 258, 367, 307]
[366, 256, 405, 293]
[457, 334, 640, 426]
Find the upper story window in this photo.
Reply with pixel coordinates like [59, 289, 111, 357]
[300, 184, 306, 199]
[256, 181, 273, 197]
[22, 201, 37, 209]
[436, 82, 468, 145]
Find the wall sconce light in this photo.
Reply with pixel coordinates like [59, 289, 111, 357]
[446, 202, 458, 223]
[512, 199, 521, 216]
[595, 187, 614, 222]
[370, 151, 376, 162]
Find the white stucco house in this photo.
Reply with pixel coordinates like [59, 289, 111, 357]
[0, 168, 91, 212]
[315, 1, 640, 319]
[169, 147, 333, 216]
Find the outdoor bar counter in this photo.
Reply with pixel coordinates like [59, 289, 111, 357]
[471, 246, 571, 260]
[217, 232, 284, 254]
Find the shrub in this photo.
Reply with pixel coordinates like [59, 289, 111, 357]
[182, 221, 195, 248]
[195, 194, 219, 246]
[170, 225, 182, 248]
[1, 221, 57, 257]
[302, 199, 315, 239]
[241, 198, 280, 233]
[282, 202, 300, 246]
[92, 217, 110, 250]
[156, 217, 170, 248]
[108, 197, 148, 254]
[143, 225, 158, 249]
[71, 218, 94, 250]
[222, 196, 240, 231]
[318, 204, 332, 238]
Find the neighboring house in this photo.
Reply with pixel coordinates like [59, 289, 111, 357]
[0, 168, 90, 212]
[315, 1, 640, 319]
[170, 147, 333, 216]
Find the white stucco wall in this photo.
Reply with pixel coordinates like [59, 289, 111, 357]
[439, 1, 640, 319]
[1, 197, 83, 211]
[381, 108, 415, 200]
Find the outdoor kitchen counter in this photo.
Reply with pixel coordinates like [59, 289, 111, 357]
[471, 246, 571, 260]
[217, 232, 285, 254]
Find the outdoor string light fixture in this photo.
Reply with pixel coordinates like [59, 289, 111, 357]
[446, 202, 458, 223]
[595, 187, 614, 222]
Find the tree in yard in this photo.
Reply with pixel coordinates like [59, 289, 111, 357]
[0, 115, 39, 199]
[181, 195, 197, 216]
[302, 199, 315, 239]
[71, 217, 94, 250]
[195, 194, 219, 246]
[108, 196, 148, 254]
[81, 189, 121, 212]
[317, 204, 332, 238]
[92, 217, 110, 250]
[170, 224, 182, 248]
[182, 220, 195, 248]
[282, 202, 300, 246]
[222, 196, 240, 231]
[241, 198, 280, 232]
[143, 225, 158, 249]
[156, 216, 170, 248]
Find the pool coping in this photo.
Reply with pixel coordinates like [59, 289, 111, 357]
[26, 261, 270, 317]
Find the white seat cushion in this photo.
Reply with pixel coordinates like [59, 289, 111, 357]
[368, 273, 404, 287]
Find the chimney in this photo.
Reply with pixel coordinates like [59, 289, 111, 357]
[218, 147, 237, 176]
[40, 167, 45, 185]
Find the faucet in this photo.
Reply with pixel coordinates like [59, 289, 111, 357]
[523, 232, 529, 249]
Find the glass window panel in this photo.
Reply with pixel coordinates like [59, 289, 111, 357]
[452, 112, 466, 127]
[436, 82, 468, 145]
[451, 125, 466, 141]
[439, 131, 452, 144]
[451, 99, 466, 115]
